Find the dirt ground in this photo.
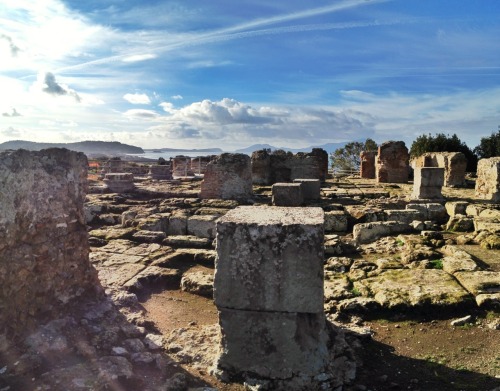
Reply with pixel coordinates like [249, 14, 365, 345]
[138, 237, 500, 391]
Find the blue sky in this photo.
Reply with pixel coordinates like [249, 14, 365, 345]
[1, 0, 500, 150]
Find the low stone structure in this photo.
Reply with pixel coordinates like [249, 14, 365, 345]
[148, 164, 172, 180]
[0, 148, 100, 339]
[411, 167, 445, 200]
[251, 148, 328, 185]
[414, 152, 467, 187]
[105, 158, 124, 173]
[190, 156, 213, 175]
[360, 150, 377, 179]
[376, 141, 409, 183]
[214, 206, 329, 383]
[103, 172, 135, 193]
[172, 155, 193, 177]
[272, 182, 304, 206]
[475, 157, 500, 201]
[293, 178, 321, 200]
[200, 153, 253, 200]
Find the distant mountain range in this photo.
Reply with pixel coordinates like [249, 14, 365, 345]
[0, 140, 144, 156]
[234, 141, 358, 155]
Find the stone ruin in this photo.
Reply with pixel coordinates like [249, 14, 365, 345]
[360, 150, 377, 179]
[376, 141, 409, 183]
[414, 152, 467, 187]
[103, 172, 135, 192]
[411, 167, 445, 200]
[0, 149, 100, 339]
[148, 164, 173, 180]
[172, 155, 194, 177]
[214, 206, 329, 386]
[272, 182, 304, 206]
[251, 148, 328, 185]
[200, 153, 253, 200]
[190, 155, 213, 175]
[475, 157, 500, 201]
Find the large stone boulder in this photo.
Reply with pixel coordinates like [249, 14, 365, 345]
[376, 141, 409, 183]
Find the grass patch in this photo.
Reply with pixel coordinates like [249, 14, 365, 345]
[351, 287, 362, 297]
[429, 259, 443, 269]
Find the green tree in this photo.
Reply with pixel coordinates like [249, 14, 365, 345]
[474, 129, 500, 159]
[330, 138, 377, 172]
[409, 133, 477, 171]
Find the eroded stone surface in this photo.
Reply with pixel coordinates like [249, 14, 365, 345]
[475, 157, 500, 201]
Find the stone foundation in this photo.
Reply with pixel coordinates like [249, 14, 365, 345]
[0, 148, 100, 339]
[214, 206, 328, 381]
[200, 153, 253, 200]
[376, 141, 409, 183]
[475, 157, 500, 201]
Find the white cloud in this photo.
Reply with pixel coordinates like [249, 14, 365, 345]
[159, 102, 176, 114]
[171, 95, 183, 100]
[123, 93, 151, 104]
[122, 54, 157, 63]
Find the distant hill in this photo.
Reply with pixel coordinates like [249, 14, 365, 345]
[0, 140, 144, 156]
[144, 147, 223, 153]
[235, 141, 360, 155]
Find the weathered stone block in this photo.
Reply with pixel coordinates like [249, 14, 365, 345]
[214, 206, 324, 313]
[187, 214, 218, 239]
[103, 173, 135, 193]
[353, 221, 412, 244]
[414, 152, 467, 187]
[324, 210, 348, 232]
[293, 178, 321, 200]
[411, 167, 444, 200]
[167, 211, 188, 235]
[475, 157, 500, 201]
[385, 209, 423, 224]
[215, 308, 329, 379]
[272, 182, 304, 206]
[406, 203, 447, 223]
[148, 165, 172, 180]
[445, 201, 469, 217]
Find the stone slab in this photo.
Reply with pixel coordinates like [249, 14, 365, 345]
[354, 269, 471, 309]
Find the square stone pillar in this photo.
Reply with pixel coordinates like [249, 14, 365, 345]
[411, 167, 444, 200]
[293, 178, 321, 200]
[214, 206, 328, 380]
[475, 157, 500, 201]
[272, 183, 304, 206]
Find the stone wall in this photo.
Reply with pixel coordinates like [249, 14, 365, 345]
[376, 141, 409, 183]
[475, 157, 500, 201]
[0, 149, 100, 339]
[360, 151, 377, 179]
[200, 153, 253, 200]
[251, 148, 328, 185]
[414, 152, 467, 187]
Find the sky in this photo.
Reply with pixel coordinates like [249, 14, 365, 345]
[1, 0, 500, 151]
